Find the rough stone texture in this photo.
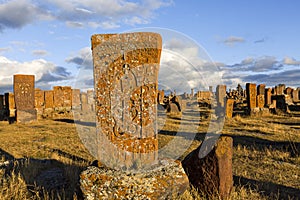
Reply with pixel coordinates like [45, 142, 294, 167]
[225, 98, 234, 118]
[87, 89, 95, 111]
[53, 86, 72, 110]
[182, 136, 233, 199]
[197, 91, 212, 100]
[292, 89, 299, 102]
[256, 94, 265, 108]
[80, 92, 90, 111]
[35, 89, 45, 109]
[246, 83, 257, 110]
[14, 75, 35, 110]
[276, 84, 285, 95]
[44, 90, 54, 109]
[80, 159, 189, 200]
[216, 85, 226, 107]
[72, 89, 81, 108]
[265, 88, 272, 105]
[92, 32, 162, 170]
[257, 84, 266, 95]
[13, 75, 36, 123]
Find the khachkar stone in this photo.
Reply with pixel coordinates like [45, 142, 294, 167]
[246, 83, 257, 110]
[216, 85, 226, 107]
[257, 84, 265, 95]
[92, 32, 162, 170]
[72, 89, 81, 109]
[225, 98, 234, 118]
[44, 90, 54, 109]
[256, 95, 265, 108]
[80, 32, 189, 199]
[13, 74, 37, 123]
[53, 86, 72, 110]
[265, 88, 272, 105]
[292, 89, 299, 102]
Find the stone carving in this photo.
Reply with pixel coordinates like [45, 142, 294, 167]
[53, 86, 72, 109]
[265, 88, 272, 106]
[257, 84, 265, 95]
[13, 74, 36, 123]
[91, 32, 162, 170]
[44, 91, 54, 109]
[72, 89, 81, 108]
[256, 95, 265, 108]
[35, 89, 44, 109]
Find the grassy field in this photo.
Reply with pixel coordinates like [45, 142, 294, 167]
[0, 103, 299, 199]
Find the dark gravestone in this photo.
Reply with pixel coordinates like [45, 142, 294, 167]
[182, 136, 233, 199]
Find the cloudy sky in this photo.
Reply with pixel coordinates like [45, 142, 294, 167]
[0, 0, 299, 93]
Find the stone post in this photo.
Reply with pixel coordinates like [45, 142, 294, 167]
[246, 83, 256, 110]
[13, 74, 37, 123]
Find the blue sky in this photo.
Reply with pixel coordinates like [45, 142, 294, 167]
[0, 0, 299, 93]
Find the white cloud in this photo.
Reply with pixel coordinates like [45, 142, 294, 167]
[283, 57, 300, 66]
[0, 0, 172, 31]
[0, 0, 52, 31]
[0, 56, 71, 92]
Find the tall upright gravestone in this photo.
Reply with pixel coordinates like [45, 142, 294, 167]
[246, 83, 257, 110]
[92, 33, 161, 170]
[80, 32, 189, 199]
[13, 74, 37, 123]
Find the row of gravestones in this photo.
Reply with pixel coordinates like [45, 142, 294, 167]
[0, 75, 95, 123]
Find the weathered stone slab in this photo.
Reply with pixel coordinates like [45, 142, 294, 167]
[72, 89, 81, 108]
[265, 88, 272, 105]
[246, 83, 257, 110]
[5, 92, 15, 117]
[92, 32, 162, 170]
[80, 159, 189, 200]
[225, 98, 234, 118]
[256, 94, 265, 108]
[44, 91, 54, 109]
[197, 91, 212, 100]
[80, 92, 90, 111]
[182, 136, 233, 199]
[257, 84, 265, 95]
[13, 75, 36, 123]
[285, 87, 293, 97]
[34, 88, 44, 109]
[14, 75, 35, 110]
[276, 84, 285, 95]
[87, 89, 95, 111]
[53, 86, 72, 109]
[292, 89, 299, 102]
[216, 85, 226, 107]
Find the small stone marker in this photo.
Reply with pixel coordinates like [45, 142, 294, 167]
[44, 91, 54, 109]
[256, 94, 265, 108]
[5, 92, 15, 117]
[225, 98, 234, 118]
[72, 89, 81, 108]
[265, 88, 272, 105]
[182, 136, 233, 199]
[246, 83, 257, 110]
[216, 85, 226, 107]
[53, 86, 72, 110]
[292, 89, 299, 102]
[13, 74, 37, 123]
[257, 84, 265, 95]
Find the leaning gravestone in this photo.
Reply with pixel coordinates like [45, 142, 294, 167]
[246, 83, 257, 110]
[13, 74, 37, 123]
[80, 32, 189, 199]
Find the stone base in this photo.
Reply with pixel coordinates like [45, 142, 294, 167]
[80, 159, 189, 200]
[16, 109, 37, 123]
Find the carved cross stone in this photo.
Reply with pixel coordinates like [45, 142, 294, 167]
[91, 32, 162, 170]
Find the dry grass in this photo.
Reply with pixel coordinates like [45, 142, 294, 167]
[0, 103, 299, 199]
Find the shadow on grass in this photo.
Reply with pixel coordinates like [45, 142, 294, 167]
[54, 119, 96, 127]
[234, 175, 300, 199]
[222, 134, 299, 157]
[0, 147, 87, 199]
